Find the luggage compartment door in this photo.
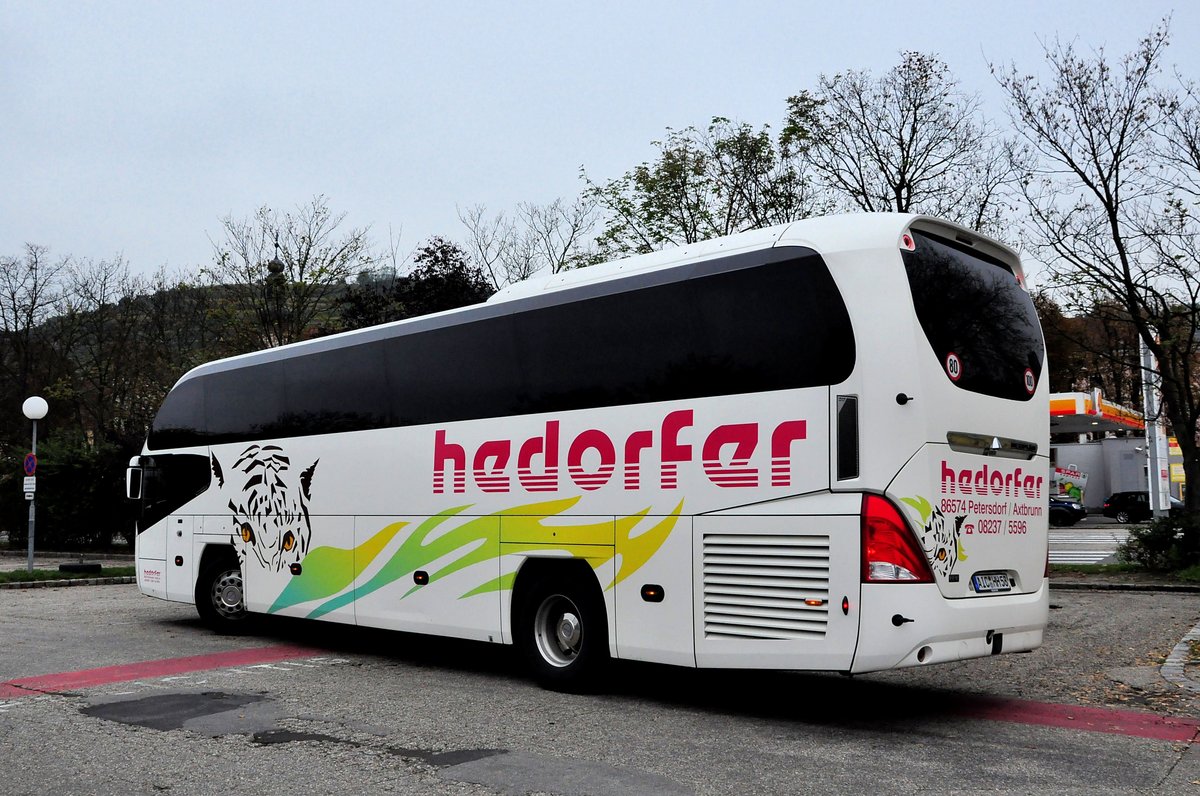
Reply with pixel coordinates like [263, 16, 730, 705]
[694, 514, 859, 670]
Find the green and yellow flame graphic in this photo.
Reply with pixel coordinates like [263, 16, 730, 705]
[268, 496, 682, 618]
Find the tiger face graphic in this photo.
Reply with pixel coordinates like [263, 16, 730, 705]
[918, 506, 966, 579]
[211, 445, 317, 576]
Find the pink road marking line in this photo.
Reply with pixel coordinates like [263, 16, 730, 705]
[959, 696, 1200, 743]
[0, 644, 325, 699]
[3, 647, 1197, 745]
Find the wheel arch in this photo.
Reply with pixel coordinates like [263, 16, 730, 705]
[194, 543, 251, 633]
[511, 556, 603, 616]
[197, 541, 238, 574]
[509, 554, 612, 690]
[507, 555, 612, 649]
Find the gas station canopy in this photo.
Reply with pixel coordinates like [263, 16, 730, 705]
[1050, 390, 1145, 436]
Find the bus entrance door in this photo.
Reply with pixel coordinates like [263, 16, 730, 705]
[165, 514, 194, 603]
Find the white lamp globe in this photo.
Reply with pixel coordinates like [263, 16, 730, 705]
[22, 396, 48, 420]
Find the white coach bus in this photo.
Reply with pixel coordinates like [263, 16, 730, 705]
[128, 213, 1049, 689]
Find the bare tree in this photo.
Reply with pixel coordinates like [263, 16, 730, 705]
[459, 196, 598, 287]
[518, 197, 598, 275]
[458, 204, 514, 291]
[54, 256, 150, 445]
[996, 21, 1200, 510]
[139, 267, 218, 394]
[800, 52, 1021, 236]
[0, 244, 67, 399]
[207, 195, 377, 350]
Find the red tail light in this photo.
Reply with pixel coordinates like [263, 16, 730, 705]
[861, 494, 935, 583]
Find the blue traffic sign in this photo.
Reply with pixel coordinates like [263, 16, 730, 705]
[23, 453, 36, 476]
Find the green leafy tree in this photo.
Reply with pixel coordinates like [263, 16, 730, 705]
[338, 237, 494, 331]
[396, 237, 494, 316]
[584, 117, 828, 257]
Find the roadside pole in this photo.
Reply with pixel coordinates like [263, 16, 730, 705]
[1140, 340, 1171, 518]
[22, 396, 48, 573]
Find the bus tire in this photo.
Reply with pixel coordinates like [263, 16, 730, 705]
[195, 554, 251, 634]
[516, 568, 609, 692]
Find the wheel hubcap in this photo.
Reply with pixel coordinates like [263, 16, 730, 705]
[534, 594, 582, 668]
[556, 613, 581, 650]
[211, 569, 245, 620]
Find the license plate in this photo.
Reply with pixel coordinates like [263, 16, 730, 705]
[971, 572, 1012, 593]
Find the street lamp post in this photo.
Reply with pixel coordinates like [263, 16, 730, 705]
[22, 396, 48, 573]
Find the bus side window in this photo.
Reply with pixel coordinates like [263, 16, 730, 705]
[836, 396, 859, 480]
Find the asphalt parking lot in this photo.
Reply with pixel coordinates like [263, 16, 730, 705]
[0, 580, 1197, 795]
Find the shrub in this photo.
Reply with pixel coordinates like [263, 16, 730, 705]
[1, 438, 137, 550]
[1118, 512, 1200, 571]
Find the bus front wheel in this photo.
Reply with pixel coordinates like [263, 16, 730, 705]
[196, 555, 250, 633]
[516, 570, 608, 691]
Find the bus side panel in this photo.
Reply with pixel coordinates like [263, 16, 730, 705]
[613, 515, 695, 667]
[693, 514, 860, 670]
[353, 515, 501, 642]
[242, 514, 357, 626]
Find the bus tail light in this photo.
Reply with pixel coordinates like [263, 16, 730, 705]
[861, 494, 934, 583]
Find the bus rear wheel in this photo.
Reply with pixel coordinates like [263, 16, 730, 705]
[196, 555, 250, 633]
[517, 570, 608, 691]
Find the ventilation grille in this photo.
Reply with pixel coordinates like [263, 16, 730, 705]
[702, 533, 830, 640]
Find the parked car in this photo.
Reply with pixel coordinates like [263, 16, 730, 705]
[1101, 491, 1184, 523]
[1049, 495, 1087, 527]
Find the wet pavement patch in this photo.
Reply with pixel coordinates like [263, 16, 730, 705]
[394, 748, 696, 796]
[82, 691, 268, 731]
[253, 729, 357, 747]
[390, 747, 508, 767]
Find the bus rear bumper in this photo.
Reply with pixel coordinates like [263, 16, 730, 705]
[850, 578, 1049, 673]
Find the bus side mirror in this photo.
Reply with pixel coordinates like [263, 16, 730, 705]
[126, 467, 143, 501]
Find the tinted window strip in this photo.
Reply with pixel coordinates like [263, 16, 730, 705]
[148, 250, 855, 449]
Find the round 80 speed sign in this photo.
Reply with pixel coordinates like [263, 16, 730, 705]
[945, 351, 962, 381]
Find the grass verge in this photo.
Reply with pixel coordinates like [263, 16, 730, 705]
[0, 566, 135, 584]
[1176, 564, 1200, 583]
[1049, 562, 1143, 575]
[1050, 562, 1200, 583]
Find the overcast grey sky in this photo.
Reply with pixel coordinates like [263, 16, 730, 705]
[3, 1, 1198, 277]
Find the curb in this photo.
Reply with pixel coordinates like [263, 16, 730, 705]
[0, 576, 135, 590]
[1162, 623, 1200, 695]
[1050, 581, 1200, 594]
[0, 551, 133, 561]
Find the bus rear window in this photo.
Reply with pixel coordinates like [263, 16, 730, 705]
[901, 231, 1044, 401]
